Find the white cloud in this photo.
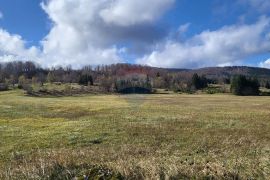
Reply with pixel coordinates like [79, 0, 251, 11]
[239, 0, 270, 12]
[100, 0, 174, 26]
[259, 58, 270, 68]
[38, 0, 174, 67]
[40, 0, 122, 67]
[0, 29, 40, 63]
[177, 23, 191, 34]
[1, 0, 270, 69]
[137, 17, 270, 68]
[0, 0, 173, 67]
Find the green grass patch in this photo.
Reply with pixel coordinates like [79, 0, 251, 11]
[0, 90, 270, 179]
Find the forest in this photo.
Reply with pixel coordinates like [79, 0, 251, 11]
[0, 61, 269, 96]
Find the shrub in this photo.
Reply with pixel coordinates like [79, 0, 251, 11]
[206, 89, 217, 94]
[18, 75, 28, 89]
[24, 85, 34, 95]
[230, 75, 260, 96]
[46, 72, 56, 83]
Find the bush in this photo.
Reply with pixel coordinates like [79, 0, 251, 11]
[230, 75, 260, 96]
[23, 84, 34, 95]
[47, 72, 56, 83]
[18, 75, 27, 89]
[206, 89, 217, 94]
[204, 85, 228, 94]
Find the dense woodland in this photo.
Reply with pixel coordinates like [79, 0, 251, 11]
[0, 61, 269, 95]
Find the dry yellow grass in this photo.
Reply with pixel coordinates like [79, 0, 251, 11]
[0, 90, 270, 179]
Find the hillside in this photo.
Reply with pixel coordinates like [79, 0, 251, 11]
[167, 66, 270, 81]
[1, 62, 270, 95]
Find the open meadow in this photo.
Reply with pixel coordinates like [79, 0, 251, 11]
[0, 90, 270, 179]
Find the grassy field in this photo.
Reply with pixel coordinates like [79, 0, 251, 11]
[0, 90, 270, 179]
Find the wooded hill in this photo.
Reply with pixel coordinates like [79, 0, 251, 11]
[0, 61, 270, 93]
[169, 66, 270, 81]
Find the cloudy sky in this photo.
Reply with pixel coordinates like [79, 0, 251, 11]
[0, 0, 270, 69]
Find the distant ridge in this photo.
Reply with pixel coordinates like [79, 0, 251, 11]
[166, 66, 270, 80]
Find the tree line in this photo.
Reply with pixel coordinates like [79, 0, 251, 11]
[0, 61, 269, 95]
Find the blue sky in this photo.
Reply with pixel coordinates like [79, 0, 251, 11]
[0, 0, 48, 46]
[0, 0, 270, 68]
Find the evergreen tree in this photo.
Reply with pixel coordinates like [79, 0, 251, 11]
[265, 81, 270, 89]
[231, 75, 260, 96]
[79, 74, 93, 86]
[191, 73, 201, 89]
[191, 73, 208, 90]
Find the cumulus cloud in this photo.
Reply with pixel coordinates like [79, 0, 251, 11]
[0, 0, 173, 67]
[259, 58, 270, 68]
[1, 0, 270, 69]
[39, 0, 120, 67]
[38, 0, 173, 67]
[100, 0, 174, 26]
[137, 17, 270, 68]
[0, 29, 40, 63]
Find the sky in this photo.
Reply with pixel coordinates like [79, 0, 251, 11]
[0, 0, 270, 69]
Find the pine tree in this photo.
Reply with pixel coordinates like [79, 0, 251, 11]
[265, 81, 270, 89]
[231, 75, 260, 96]
[191, 73, 200, 89]
[79, 74, 93, 86]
